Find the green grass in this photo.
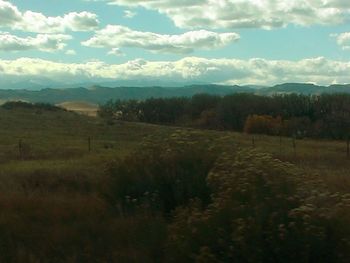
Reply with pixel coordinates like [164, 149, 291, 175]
[1, 107, 349, 197]
[0, 107, 350, 262]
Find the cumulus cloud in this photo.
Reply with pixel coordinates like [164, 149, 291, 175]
[0, 0, 22, 26]
[108, 48, 125, 56]
[0, 56, 349, 85]
[0, 32, 71, 52]
[82, 25, 240, 54]
[62, 11, 100, 31]
[0, 0, 99, 33]
[65, 49, 77, 55]
[334, 32, 350, 50]
[100, 0, 350, 29]
[124, 10, 137, 18]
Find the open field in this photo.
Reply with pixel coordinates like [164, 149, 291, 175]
[0, 106, 350, 262]
[1, 106, 349, 184]
[57, 101, 99, 117]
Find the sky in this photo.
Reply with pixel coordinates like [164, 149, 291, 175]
[1, 0, 350, 87]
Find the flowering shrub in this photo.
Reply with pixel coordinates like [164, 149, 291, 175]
[166, 149, 350, 263]
[105, 136, 217, 215]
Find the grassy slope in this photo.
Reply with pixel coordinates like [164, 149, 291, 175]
[0, 108, 176, 262]
[0, 107, 349, 193]
[0, 108, 173, 192]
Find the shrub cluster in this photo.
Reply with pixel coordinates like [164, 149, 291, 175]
[244, 115, 282, 135]
[1, 101, 64, 112]
[166, 149, 350, 263]
[104, 135, 217, 215]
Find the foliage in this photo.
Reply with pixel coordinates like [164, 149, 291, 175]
[105, 142, 216, 215]
[1, 101, 64, 112]
[99, 93, 350, 139]
[1, 106, 350, 262]
[167, 150, 350, 263]
[244, 115, 282, 135]
[97, 99, 117, 123]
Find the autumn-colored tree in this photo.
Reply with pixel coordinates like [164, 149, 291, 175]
[244, 114, 282, 135]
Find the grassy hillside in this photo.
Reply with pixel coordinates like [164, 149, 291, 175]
[1, 106, 348, 181]
[0, 106, 349, 262]
[0, 106, 165, 170]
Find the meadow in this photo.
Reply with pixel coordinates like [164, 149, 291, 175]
[0, 104, 349, 262]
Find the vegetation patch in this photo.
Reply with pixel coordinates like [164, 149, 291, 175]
[0, 107, 349, 262]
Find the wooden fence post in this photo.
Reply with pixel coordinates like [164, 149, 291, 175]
[18, 139, 23, 159]
[88, 136, 91, 152]
[279, 133, 282, 155]
[292, 135, 296, 158]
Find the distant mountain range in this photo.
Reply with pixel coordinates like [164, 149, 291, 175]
[0, 83, 349, 105]
[261, 83, 350, 95]
[0, 78, 208, 91]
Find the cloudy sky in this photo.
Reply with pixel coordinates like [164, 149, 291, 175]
[1, 0, 350, 86]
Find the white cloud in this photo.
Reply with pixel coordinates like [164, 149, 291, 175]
[63, 11, 100, 32]
[65, 49, 77, 55]
[100, 0, 350, 29]
[0, 0, 99, 33]
[0, 56, 349, 85]
[0, 0, 22, 26]
[0, 32, 71, 52]
[82, 25, 240, 54]
[334, 32, 350, 50]
[124, 10, 137, 18]
[108, 47, 125, 56]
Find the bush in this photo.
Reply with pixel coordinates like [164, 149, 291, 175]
[104, 147, 216, 215]
[282, 116, 312, 138]
[166, 150, 350, 263]
[1, 101, 63, 111]
[196, 109, 221, 130]
[244, 115, 282, 135]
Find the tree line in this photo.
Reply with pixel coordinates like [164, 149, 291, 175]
[98, 93, 350, 139]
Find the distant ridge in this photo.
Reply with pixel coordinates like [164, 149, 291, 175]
[257, 83, 350, 95]
[0, 83, 350, 104]
[0, 85, 254, 104]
